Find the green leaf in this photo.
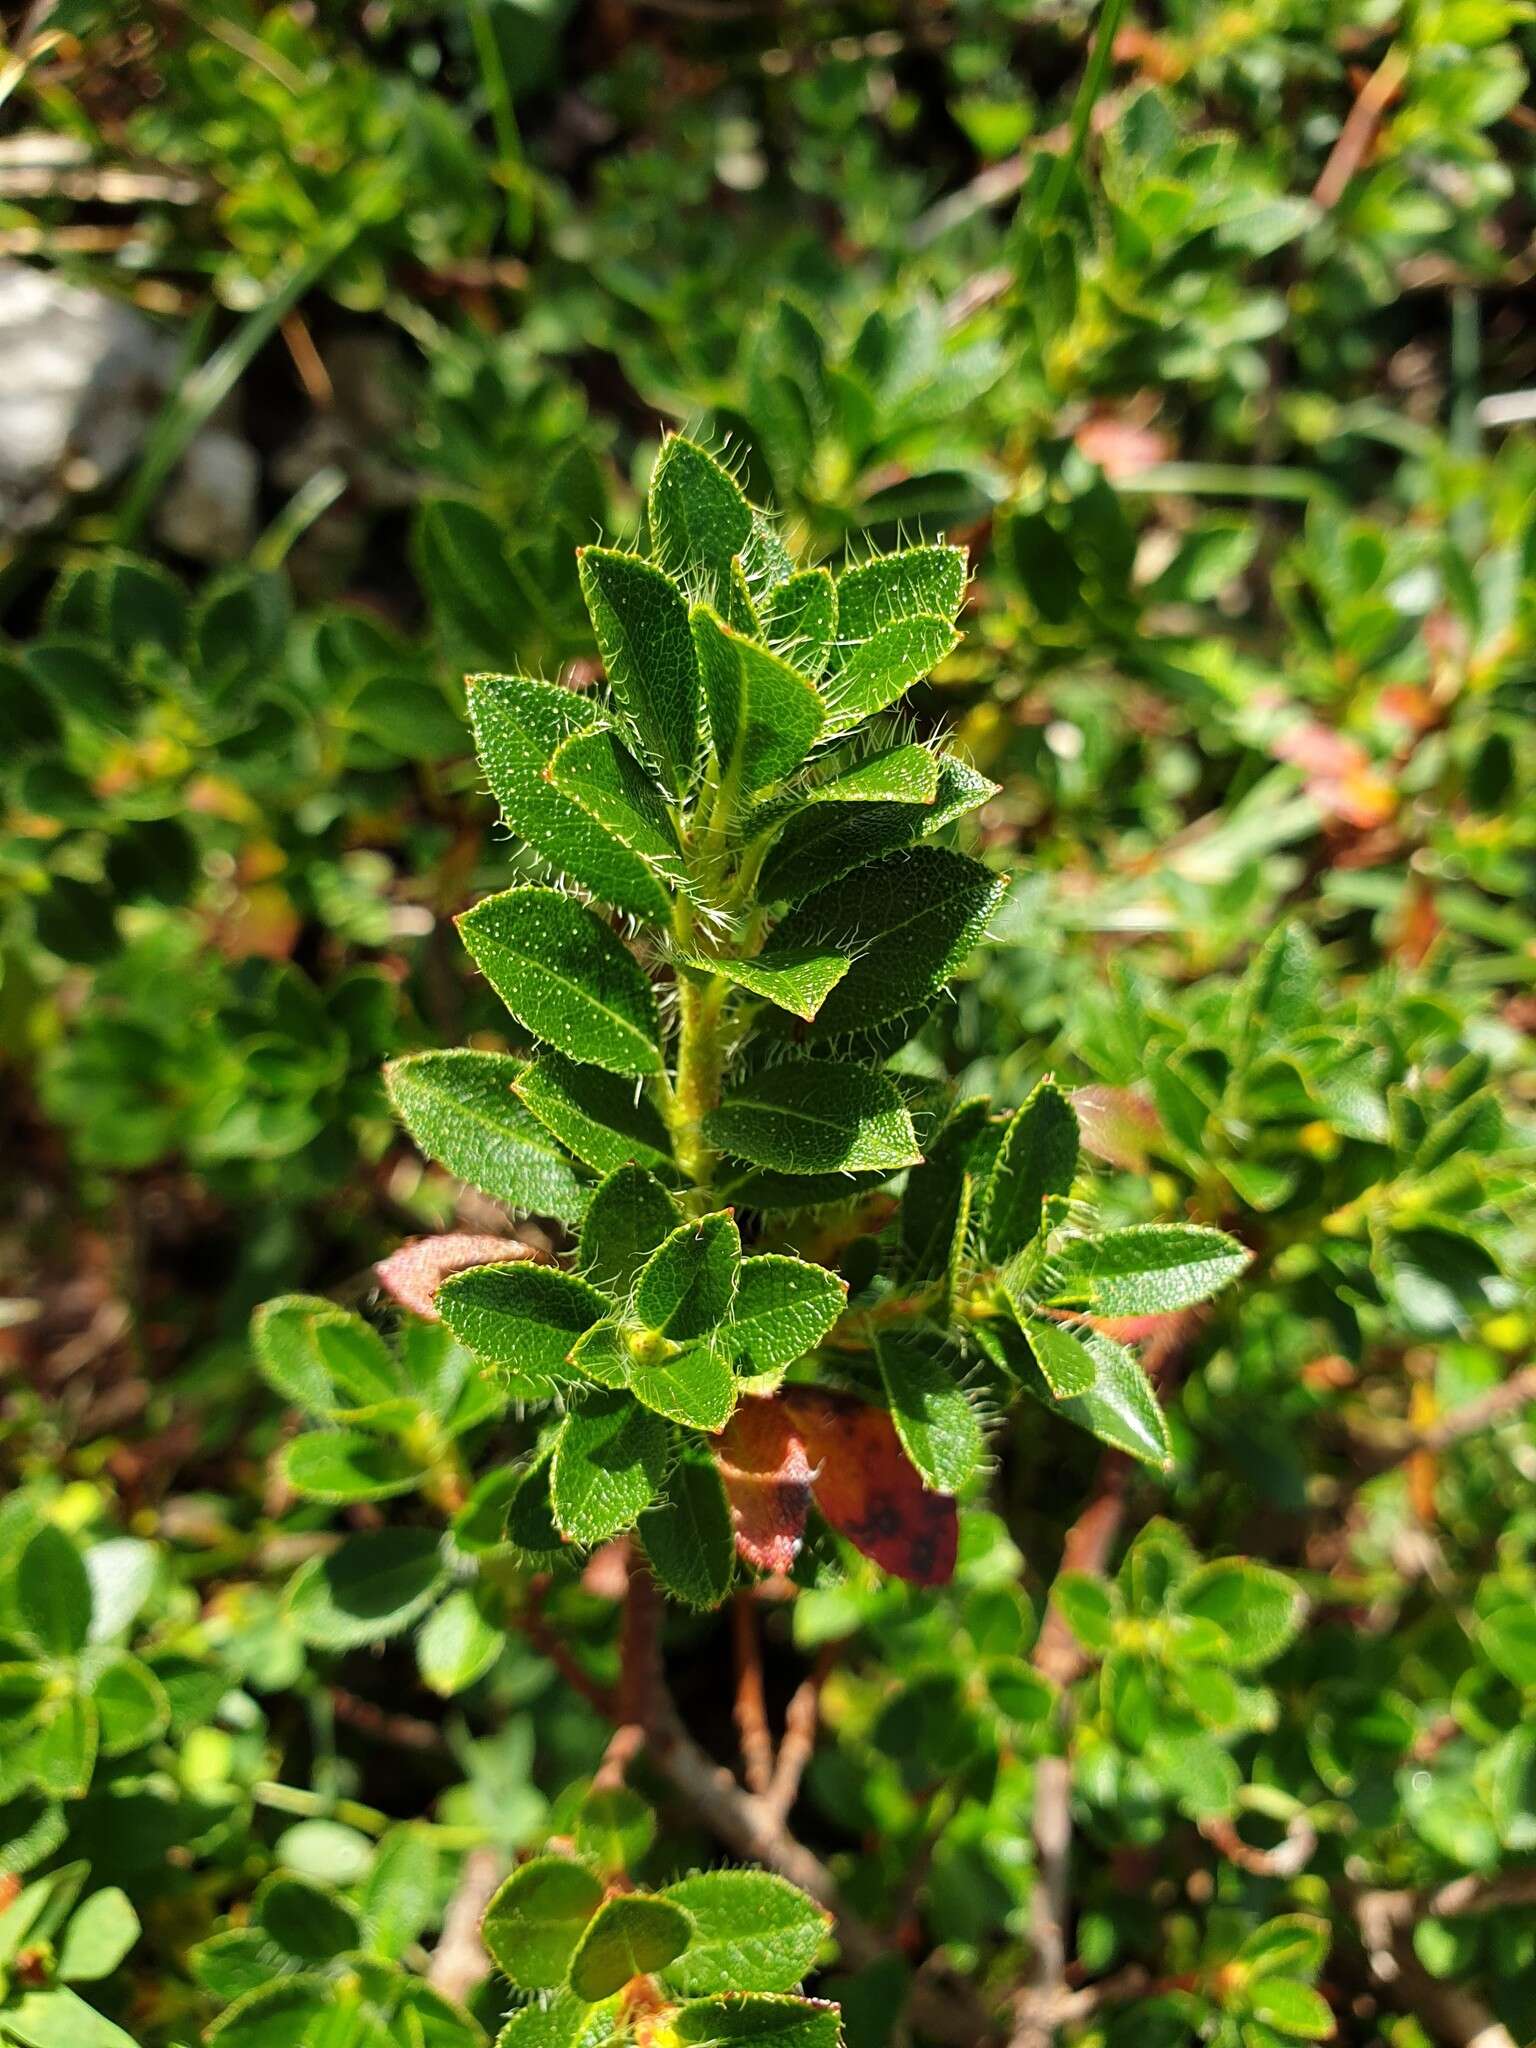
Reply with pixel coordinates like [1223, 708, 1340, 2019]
[576, 1786, 656, 1877]
[551, 1391, 670, 1544]
[280, 1430, 426, 1504]
[458, 888, 661, 1078]
[414, 498, 526, 664]
[761, 846, 1004, 1042]
[1011, 1313, 1096, 1399]
[634, 1213, 742, 1340]
[691, 952, 851, 1024]
[580, 1167, 683, 1300]
[202, 1975, 365, 2047]
[692, 608, 825, 796]
[496, 1990, 620, 2048]
[876, 1334, 983, 1493]
[703, 1061, 921, 1174]
[578, 547, 700, 797]
[725, 1258, 847, 1379]
[826, 613, 959, 729]
[983, 1081, 1079, 1260]
[437, 1264, 607, 1399]
[976, 1317, 1172, 1469]
[548, 724, 683, 873]
[1237, 922, 1320, 1048]
[482, 1857, 604, 1990]
[672, 1993, 841, 2048]
[758, 765, 987, 898]
[815, 744, 944, 804]
[358, 1835, 436, 1957]
[984, 1658, 1056, 1728]
[923, 753, 999, 832]
[285, 1530, 447, 1650]
[17, 1527, 92, 1657]
[25, 1695, 97, 1800]
[504, 1451, 567, 1562]
[759, 802, 941, 907]
[0, 1794, 66, 1876]
[1049, 1225, 1251, 1316]
[251, 1296, 403, 1420]
[516, 1053, 675, 1179]
[1236, 1915, 1330, 1982]
[416, 1587, 503, 1698]
[832, 545, 968, 645]
[84, 1654, 169, 1757]
[2, 1986, 141, 2048]
[568, 1319, 638, 1390]
[254, 1872, 361, 1962]
[385, 1050, 589, 1224]
[628, 1343, 738, 1431]
[1175, 1561, 1304, 1670]
[56, 1886, 139, 1982]
[901, 1098, 993, 1281]
[639, 1451, 735, 1610]
[1246, 1979, 1335, 2039]
[1051, 1573, 1118, 1654]
[758, 568, 835, 679]
[661, 1871, 830, 1995]
[1481, 1606, 1536, 1689]
[568, 1892, 692, 2000]
[650, 436, 753, 603]
[467, 675, 670, 924]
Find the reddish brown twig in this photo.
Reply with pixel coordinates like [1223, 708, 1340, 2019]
[1312, 45, 1409, 210]
[330, 1686, 447, 1754]
[1199, 1810, 1317, 1879]
[593, 1547, 660, 1793]
[764, 1644, 838, 1822]
[515, 1576, 617, 1719]
[732, 1592, 775, 1796]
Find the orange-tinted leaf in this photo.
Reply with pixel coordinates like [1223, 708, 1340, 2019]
[375, 1233, 546, 1320]
[712, 1396, 813, 1576]
[783, 1388, 958, 1587]
[1071, 1084, 1160, 1172]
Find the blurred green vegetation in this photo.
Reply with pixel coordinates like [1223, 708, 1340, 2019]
[1, 2, 1534, 2044]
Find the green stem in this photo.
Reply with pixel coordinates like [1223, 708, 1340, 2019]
[468, 0, 532, 248]
[671, 970, 728, 1203]
[1035, 0, 1128, 226]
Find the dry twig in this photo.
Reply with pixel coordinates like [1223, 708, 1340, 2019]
[427, 1846, 504, 2006]
[732, 1592, 775, 1797]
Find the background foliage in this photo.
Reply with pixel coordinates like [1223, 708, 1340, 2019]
[1, 3, 1535, 2046]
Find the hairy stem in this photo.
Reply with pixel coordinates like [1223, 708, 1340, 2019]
[671, 968, 728, 1197]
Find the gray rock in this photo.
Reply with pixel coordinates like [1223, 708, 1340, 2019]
[0, 258, 175, 532]
[0, 257, 259, 558]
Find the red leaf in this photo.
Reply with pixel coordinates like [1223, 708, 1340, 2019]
[784, 1388, 958, 1587]
[374, 1234, 544, 1320]
[712, 1396, 813, 1576]
[1071, 1084, 1160, 1172]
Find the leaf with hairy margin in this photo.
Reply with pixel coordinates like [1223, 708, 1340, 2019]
[467, 675, 669, 923]
[385, 1049, 589, 1223]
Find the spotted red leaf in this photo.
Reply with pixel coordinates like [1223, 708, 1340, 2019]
[712, 1396, 813, 1576]
[785, 1388, 958, 1587]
